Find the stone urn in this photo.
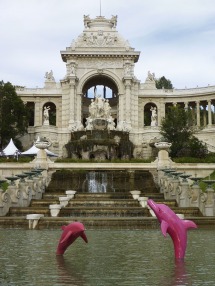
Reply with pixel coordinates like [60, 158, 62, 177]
[65, 190, 76, 199]
[26, 214, 44, 229]
[130, 190, 141, 200]
[154, 142, 172, 150]
[176, 213, 185, 219]
[155, 141, 173, 168]
[59, 196, 69, 207]
[138, 196, 149, 207]
[33, 137, 52, 168]
[49, 204, 62, 217]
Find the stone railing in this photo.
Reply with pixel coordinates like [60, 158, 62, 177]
[0, 169, 49, 216]
[157, 169, 215, 216]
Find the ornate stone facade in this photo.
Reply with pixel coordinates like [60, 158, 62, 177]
[17, 15, 215, 158]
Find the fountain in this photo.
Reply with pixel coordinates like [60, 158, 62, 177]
[65, 95, 133, 160]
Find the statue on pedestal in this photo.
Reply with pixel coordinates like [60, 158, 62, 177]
[150, 106, 157, 127]
[43, 106, 50, 126]
[85, 94, 116, 131]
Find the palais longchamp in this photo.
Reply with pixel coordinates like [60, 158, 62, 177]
[16, 15, 215, 159]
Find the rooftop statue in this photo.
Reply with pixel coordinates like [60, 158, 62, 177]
[44, 70, 55, 82]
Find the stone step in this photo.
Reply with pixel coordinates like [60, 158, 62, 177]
[43, 193, 66, 199]
[0, 216, 214, 230]
[155, 199, 177, 207]
[68, 199, 140, 207]
[59, 207, 150, 217]
[171, 207, 203, 217]
[31, 199, 59, 207]
[8, 207, 50, 217]
[75, 193, 133, 199]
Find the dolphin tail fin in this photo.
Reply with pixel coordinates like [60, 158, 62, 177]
[182, 220, 197, 230]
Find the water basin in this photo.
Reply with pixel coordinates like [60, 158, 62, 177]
[0, 229, 215, 285]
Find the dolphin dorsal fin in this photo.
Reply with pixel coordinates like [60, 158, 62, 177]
[182, 220, 197, 230]
[161, 220, 169, 237]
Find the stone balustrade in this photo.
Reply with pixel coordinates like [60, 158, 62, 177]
[158, 169, 215, 217]
[0, 169, 47, 216]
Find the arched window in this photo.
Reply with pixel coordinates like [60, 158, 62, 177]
[26, 102, 35, 126]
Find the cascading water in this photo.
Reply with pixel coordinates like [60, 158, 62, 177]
[87, 172, 108, 193]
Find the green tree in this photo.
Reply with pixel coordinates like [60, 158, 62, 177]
[160, 105, 207, 158]
[156, 76, 173, 89]
[0, 81, 29, 149]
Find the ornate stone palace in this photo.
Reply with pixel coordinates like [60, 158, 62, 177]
[16, 15, 215, 158]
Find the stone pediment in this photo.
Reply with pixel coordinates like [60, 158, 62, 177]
[61, 15, 140, 63]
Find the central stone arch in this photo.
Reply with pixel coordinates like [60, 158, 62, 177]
[80, 72, 122, 128]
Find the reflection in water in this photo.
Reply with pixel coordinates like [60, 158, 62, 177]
[0, 229, 215, 285]
[172, 260, 190, 286]
[56, 255, 85, 285]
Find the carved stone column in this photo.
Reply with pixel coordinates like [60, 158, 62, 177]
[196, 101, 200, 127]
[34, 99, 41, 126]
[203, 104, 207, 126]
[124, 79, 132, 124]
[68, 77, 76, 124]
[208, 100, 212, 126]
[118, 93, 124, 122]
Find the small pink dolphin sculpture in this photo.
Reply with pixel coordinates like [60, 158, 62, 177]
[147, 199, 197, 260]
[56, 222, 88, 255]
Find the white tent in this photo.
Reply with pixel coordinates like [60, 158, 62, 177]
[21, 144, 58, 157]
[2, 138, 21, 156]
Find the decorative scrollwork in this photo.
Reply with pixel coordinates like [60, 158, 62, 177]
[177, 186, 182, 195]
[200, 192, 207, 203]
[2, 192, 10, 204]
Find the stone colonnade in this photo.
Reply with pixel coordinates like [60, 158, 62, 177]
[142, 99, 215, 128]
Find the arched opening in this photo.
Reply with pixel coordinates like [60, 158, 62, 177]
[82, 75, 118, 128]
[26, 102, 35, 126]
[42, 102, 56, 126]
[144, 103, 158, 127]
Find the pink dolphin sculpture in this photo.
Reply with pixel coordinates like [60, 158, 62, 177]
[147, 199, 197, 260]
[56, 222, 88, 255]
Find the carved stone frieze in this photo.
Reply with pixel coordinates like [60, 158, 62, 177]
[77, 58, 123, 69]
[82, 30, 118, 47]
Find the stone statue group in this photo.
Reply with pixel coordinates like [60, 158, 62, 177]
[85, 95, 115, 130]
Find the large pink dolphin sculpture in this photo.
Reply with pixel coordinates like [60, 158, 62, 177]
[56, 222, 88, 255]
[147, 199, 197, 260]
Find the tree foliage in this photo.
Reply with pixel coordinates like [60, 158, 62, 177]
[160, 105, 208, 158]
[0, 81, 29, 149]
[156, 76, 173, 89]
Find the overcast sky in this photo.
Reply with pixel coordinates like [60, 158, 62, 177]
[0, 0, 215, 89]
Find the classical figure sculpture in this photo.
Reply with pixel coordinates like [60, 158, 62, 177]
[147, 71, 155, 81]
[150, 106, 157, 126]
[85, 95, 115, 131]
[43, 106, 50, 125]
[45, 70, 55, 81]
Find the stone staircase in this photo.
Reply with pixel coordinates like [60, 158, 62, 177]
[1, 189, 205, 229]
